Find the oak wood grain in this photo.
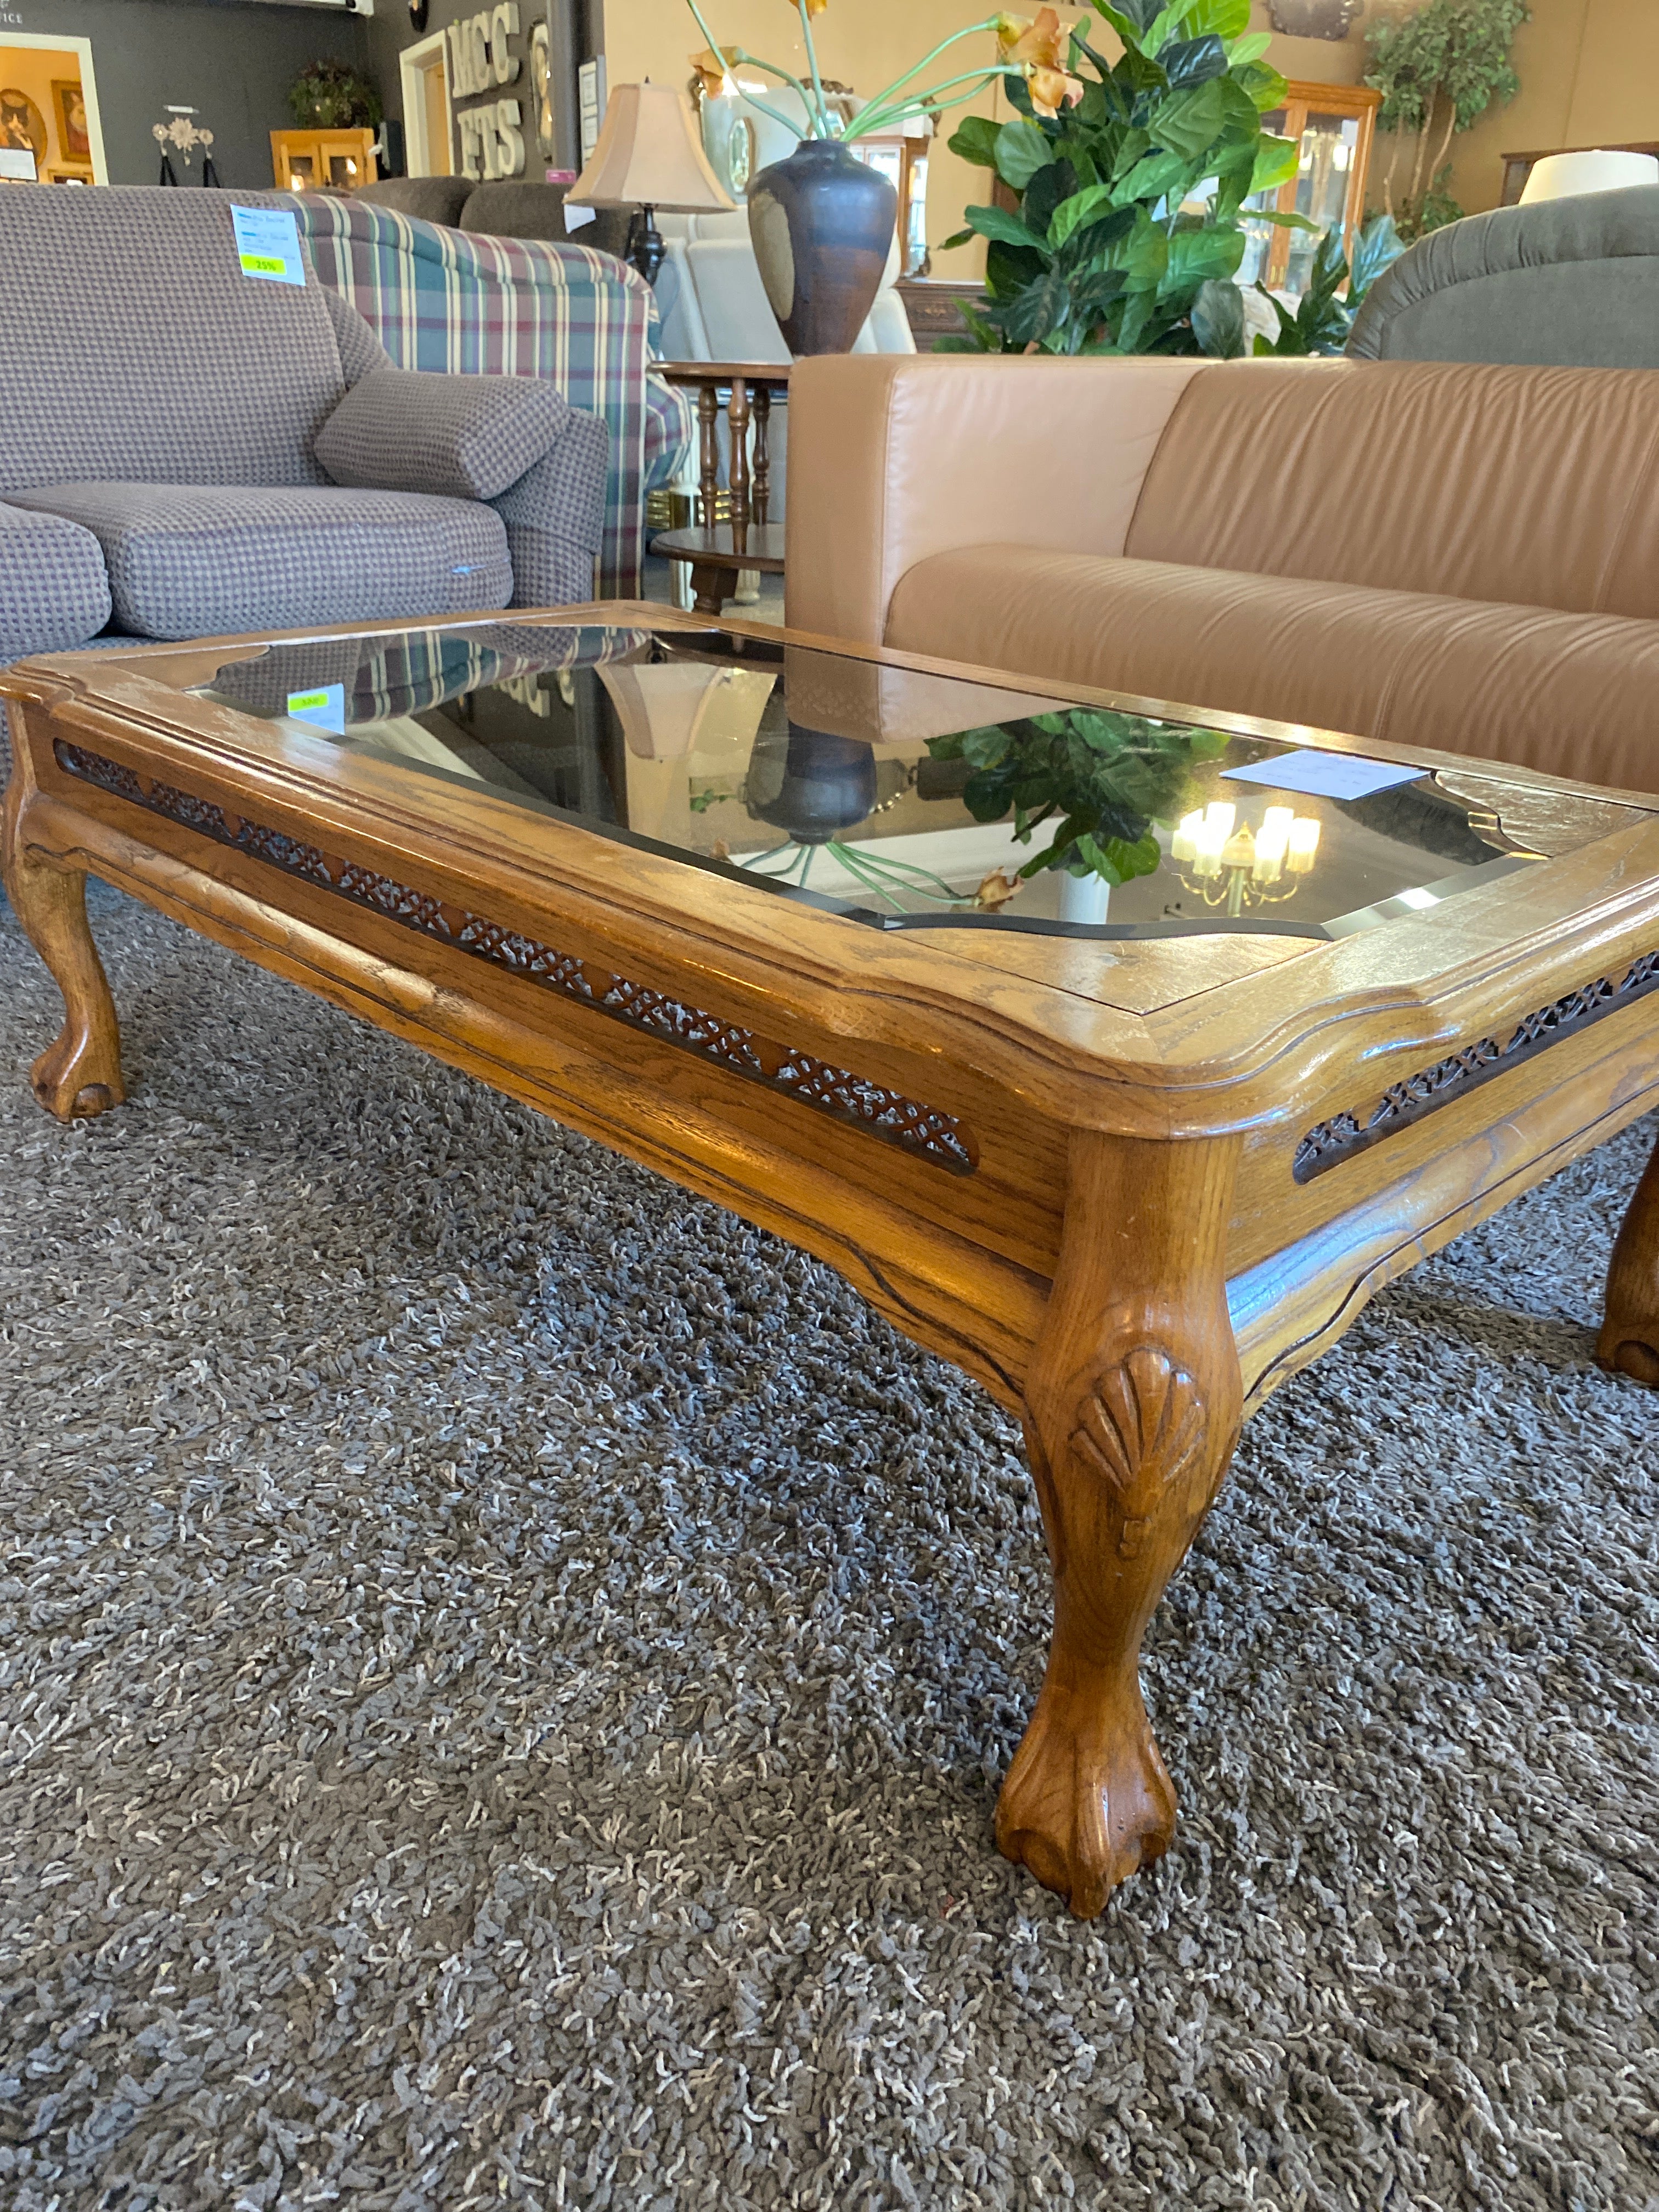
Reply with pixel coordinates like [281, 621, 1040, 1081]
[10, 605, 1659, 1921]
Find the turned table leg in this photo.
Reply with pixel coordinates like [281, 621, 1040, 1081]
[696, 385, 720, 530]
[1599, 1127, 1659, 1384]
[1, 772, 125, 1119]
[997, 1131, 1243, 1918]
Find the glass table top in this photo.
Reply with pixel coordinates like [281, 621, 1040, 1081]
[182, 619, 1617, 943]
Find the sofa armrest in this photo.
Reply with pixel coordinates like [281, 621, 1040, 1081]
[784, 354, 1211, 646]
[316, 365, 573, 501]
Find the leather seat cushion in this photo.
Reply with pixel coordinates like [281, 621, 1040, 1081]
[5, 483, 513, 641]
[884, 544, 1659, 792]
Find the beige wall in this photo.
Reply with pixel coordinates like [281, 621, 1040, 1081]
[607, 0, 1651, 262]
[1565, 0, 1659, 144]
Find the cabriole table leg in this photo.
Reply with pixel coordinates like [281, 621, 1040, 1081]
[2, 768, 125, 1119]
[997, 1130, 1243, 1917]
[1599, 1127, 1659, 1385]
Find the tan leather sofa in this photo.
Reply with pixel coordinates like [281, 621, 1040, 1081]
[784, 353, 1659, 792]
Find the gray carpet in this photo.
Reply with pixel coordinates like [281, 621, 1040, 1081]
[1, 882, 1656, 2212]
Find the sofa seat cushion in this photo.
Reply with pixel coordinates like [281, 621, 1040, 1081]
[0, 500, 112, 660]
[884, 545, 1659, 792]
[5, 484, 512, 642]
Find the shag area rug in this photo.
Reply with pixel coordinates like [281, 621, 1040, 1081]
[1, 883, 1656, 2212]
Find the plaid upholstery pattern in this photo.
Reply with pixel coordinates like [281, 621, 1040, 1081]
[8, 485, 512, 641]
[291, 195, 694, 594]
[316, 366, 577, 503]
[0, 503, 110, 659]
[0, 190, 355, 489]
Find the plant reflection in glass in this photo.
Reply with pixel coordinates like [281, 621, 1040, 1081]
[928, 709, 1230, 895]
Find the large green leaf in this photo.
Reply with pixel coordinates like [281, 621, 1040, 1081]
[1139, 0, 1203, 58]
[1091, 0, 1164, 33]
[1181, 0, 1250, 36]
[1190, 276, 1245, 357]
[1162, 223, 1245, 292]
[1114, 148, 1198, 204]
[1151, 75, 1257, 160]
[994, 117, 1053, 191]
[966, 204, 1054, 258]
[1103, 208, 1169, 290]
[1161, 32, 1228, 88]
[947, 115, 1001, 170]
[1049, 182, 1116, 251]
[1225, 31, 1272, 64]
[1233, 58, 1289, 112]
[997, 268, 1073, 345]
[1249, 132, 1298, 194]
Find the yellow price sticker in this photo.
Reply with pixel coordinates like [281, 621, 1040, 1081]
[240, 253, 285, 274]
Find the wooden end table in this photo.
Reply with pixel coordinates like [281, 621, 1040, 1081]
[6, 606, 1659, 1919]
[652, 362, 790, 616]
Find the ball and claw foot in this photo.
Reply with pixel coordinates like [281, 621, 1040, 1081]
[995, 1676, 1177, 1919]
[1599, 1128, 1659, 1388]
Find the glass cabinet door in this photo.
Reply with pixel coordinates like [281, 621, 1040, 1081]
[1283, 111, 1363, 294]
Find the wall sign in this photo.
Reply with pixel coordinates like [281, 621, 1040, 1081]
[446, 2, 526, 179]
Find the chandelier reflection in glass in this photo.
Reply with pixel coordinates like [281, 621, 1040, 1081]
[1171, 801, 1322, 919]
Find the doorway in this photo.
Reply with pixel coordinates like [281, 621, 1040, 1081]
[0, 33, 107, 185]
[399, 32, 453, 178]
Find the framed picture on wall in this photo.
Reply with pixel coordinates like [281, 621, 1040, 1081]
[52, 80, 91, 162]
[0, 87, 46, 163]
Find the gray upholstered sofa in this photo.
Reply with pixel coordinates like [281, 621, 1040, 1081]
[0, 187, 609, 674]
[1348, 183, 1659, 367]
[355, 174, 630, 257]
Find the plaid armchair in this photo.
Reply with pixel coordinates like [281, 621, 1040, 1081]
[291, 195, 695, 597]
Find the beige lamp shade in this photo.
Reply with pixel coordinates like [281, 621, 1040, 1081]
[1521, 149, 1659, 204]
[566, 83, 735, 213]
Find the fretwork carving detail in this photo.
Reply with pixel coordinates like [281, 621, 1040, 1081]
[1295, 950, 1659, 1182]
[55, 740, 978, 1175]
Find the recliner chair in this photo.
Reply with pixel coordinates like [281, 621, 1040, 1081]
[1347, 183, 1659, 368]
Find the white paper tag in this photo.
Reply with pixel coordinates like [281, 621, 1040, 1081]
[563, 201, 597, 232]
[286, 683, 346, 735]
[232, 204, 306, 287]
[1222, 748, 1424, 801]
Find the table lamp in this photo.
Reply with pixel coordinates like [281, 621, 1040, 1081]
[565, 82, 735, 286]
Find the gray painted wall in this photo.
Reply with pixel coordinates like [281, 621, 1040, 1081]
[5, 0, 373, 187]
[363, 0, 589, 173]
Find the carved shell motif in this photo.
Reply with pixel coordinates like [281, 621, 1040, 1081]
[1069, 1346, 1207, 1558]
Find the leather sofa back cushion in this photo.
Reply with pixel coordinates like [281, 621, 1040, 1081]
[1126, 357, 1659, 621]
[0, 188, 355, 490]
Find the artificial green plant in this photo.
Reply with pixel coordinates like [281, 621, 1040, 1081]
[939, 0, 1301, 357]
[929, 712, 1229, 889]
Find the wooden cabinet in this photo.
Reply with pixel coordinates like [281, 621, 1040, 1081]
[270, 129, 378, 196]
[1239, 82, 1381, 297]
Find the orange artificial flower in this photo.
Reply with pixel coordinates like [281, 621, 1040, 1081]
[995, 9, 1081, 116]
[795, 0, 830, 16]
[690, 44, 742, 95]
[1029, 63, 1085, 116]
[995, 8, 1066, 67]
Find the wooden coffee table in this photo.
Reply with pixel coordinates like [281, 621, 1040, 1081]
[7, 606, 1659, 1918]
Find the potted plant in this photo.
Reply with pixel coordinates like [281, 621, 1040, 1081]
[288, 59, 383, 133]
